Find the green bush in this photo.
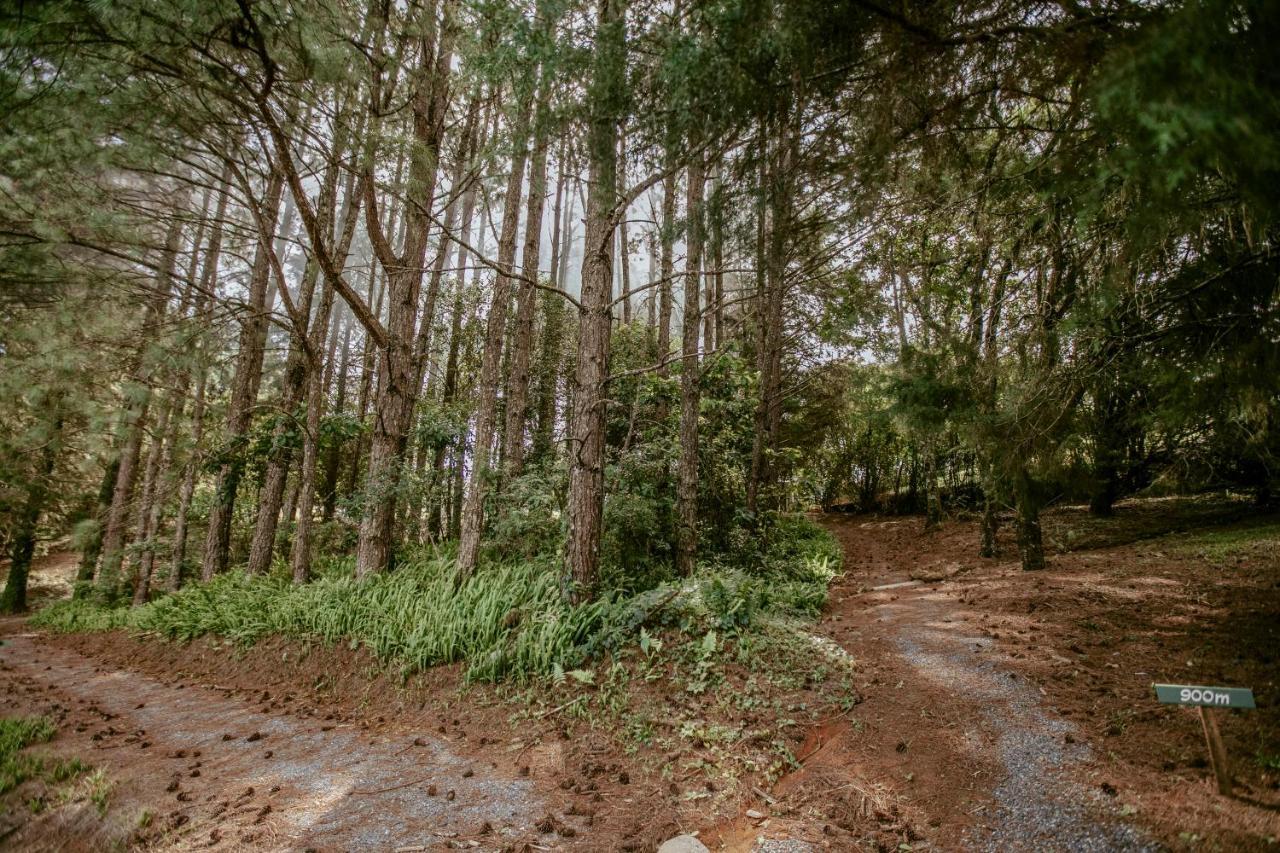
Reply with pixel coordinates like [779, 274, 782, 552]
[33, 517, 842, 684]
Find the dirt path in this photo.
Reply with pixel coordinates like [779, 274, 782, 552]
[0, 629, 556, 851]
[773, 515, 1157, 851]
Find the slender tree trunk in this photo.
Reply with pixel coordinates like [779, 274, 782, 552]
[980, 501, 999, 558]
[532, 292, 567, 461]
[169, 176, 232, 587]
[978, 255, 1012, 558]
[291, 285, 338, 583]
[923, 442, 942, 531]
[201, 170, 285, 580]
[321, 318, 351, 522]
[347, 255, 385, 499]
[249, 146, 361, 575]
[618, 136, 631, 326]
[98, 216, 184, 594]
[130, 390, 178, 604]
[748, 119, 791, 515]
[77, 458, 118, 590]
[700, 180, 714, 353]
[710, 167, 724, 349]
[355, 7, 455, 578]
[457, 86, 535, 578]
[531, 143, 570, 461]
[503, 70, 555, 478]
[429, 114, 487, 539]
[646, 232, 657, 329]
[246, 256, 328, 573]
[676, 153, 705, 576]
[170, 364, 207, 588]
[658, 166, 675, 370]
[564, 0, 624, 601]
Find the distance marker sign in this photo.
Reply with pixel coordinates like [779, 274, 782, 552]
[1153, 682, 1256, 795]
[1154, 684, 1255, 709]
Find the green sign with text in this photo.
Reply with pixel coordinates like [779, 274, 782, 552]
[1154, 684, 1255, 709]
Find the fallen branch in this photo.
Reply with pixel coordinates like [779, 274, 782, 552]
[350, 775, 433, 796]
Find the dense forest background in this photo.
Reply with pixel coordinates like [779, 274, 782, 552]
[1, 0, 1276, 635]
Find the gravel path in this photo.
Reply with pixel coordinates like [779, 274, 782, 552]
[879, 594, 1157, 852]
[0, 631, 547, 851]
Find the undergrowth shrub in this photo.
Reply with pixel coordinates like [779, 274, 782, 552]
[33, 516, 841, 684]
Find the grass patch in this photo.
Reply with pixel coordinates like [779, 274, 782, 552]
[1, 715, 92, 808]
[1175, 520, 1280, 563]
[34, 517, 842, 685]
[0, 717, 56, 796]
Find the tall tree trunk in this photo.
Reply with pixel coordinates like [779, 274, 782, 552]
[248, 125, 361, 575]
[98, 216, 184, 594]
[355, 5, 455, 578]
[201, 170, 285, 581]
[658, 166, 675, 370]
[676, 154, 705, 576]
[564, 0, 624, 602]
[646, 232, 658, 329]
[320, 318, 351, 522]
[170, 363, 208, 588]
[429, 108, 488, 539]
[291, 285, 339, 583]
[170, 175, 231, 588]
[130, 389, 178, 604]
[978, 256, 1012, 558]
[618, 135, 631, 326]
[457, 85, 536, 578]
[532, 143, 571, 461]
[532, 292, 566, 462]
[747, 118, 791, 515]
[503, 67, 555, 478]
[246, 239, 331, 572]
[76, 458, 118, 591]
[710, 167, 724, 349]
[923, 442, 942, 531]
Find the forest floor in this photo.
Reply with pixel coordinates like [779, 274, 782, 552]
[1, 496, 1278, 851]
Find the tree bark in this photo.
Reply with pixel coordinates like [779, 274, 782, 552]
[978, 254, 1014, 558]
[657, 166, 675, 371]
[201, 169, 285, 581]
[617, 135, 631, 326]
[457, 85, 536, 578]
[1014, 467, 1045, 571]
[320, 318, 351, 522]
[503, 68, 555, 478]
[98, 215, 184, 594]
[170, 173, 232, 588]
[532, 142, 571, 461]
[130, 389, 178, 604]
[710, 167, 724, 349]
[291, 285, 338, 583]
[676, 153, 705, 576]
[355, 5, 456, 578]
[564, 0, 624, 601]
[747, 119, 791, 516]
